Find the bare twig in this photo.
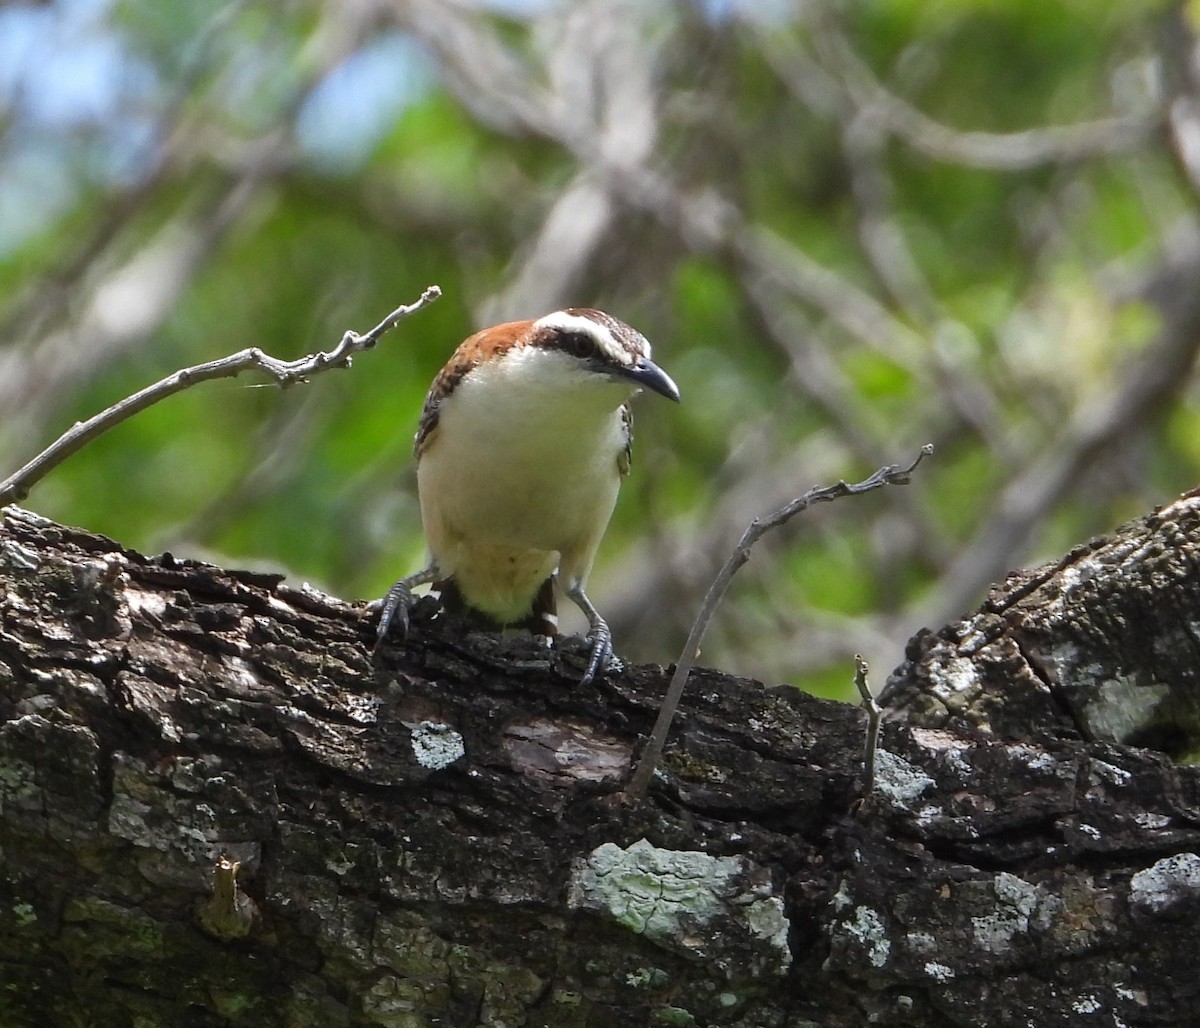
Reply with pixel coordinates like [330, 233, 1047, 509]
[852, 654, 880, 799]
[623, 444, 933, 801]
[0, 287, 442, 508]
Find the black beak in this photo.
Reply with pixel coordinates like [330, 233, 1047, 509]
[622, 357, 681, 403]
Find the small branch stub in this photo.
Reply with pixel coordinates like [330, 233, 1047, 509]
[196, 855, 257, 941]
[854, 654, 881, 799]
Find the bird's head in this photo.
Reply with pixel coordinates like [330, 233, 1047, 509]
[524, 308, 681, 404]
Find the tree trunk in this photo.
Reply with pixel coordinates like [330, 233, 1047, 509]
[1, 497, 1198, 1027]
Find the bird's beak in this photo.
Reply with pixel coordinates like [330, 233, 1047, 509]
[622, 357, 681, 403]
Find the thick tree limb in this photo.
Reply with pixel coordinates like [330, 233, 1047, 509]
[3, 492, 1200, 1025]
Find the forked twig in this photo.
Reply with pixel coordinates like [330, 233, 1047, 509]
[0, 286, 442, 507]
[623, 443, 933, 800]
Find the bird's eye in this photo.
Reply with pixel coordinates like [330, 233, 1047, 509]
[561, 332, 597, 359]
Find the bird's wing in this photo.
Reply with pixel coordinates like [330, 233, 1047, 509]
[618, 402, 633, 477]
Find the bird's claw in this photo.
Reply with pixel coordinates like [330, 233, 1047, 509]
[580, 624, 614, 686]
[373, 579, 414, 655]
[372, 566, 439, 656]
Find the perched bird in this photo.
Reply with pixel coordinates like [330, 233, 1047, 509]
[374, 308, 680, 683]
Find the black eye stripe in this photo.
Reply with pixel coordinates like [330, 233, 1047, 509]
[561, 332, 598, 358]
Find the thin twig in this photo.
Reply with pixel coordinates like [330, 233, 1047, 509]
[0, 286, 442, 507]
[852, 654, 880, 799]
[623, 444, 933, 801]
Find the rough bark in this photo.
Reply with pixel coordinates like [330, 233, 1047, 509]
[2, 496, 1199, 1027]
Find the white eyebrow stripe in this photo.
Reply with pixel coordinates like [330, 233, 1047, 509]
[533, 310, 643, 364]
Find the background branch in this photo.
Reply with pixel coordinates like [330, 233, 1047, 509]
[2, 0, 1196, 698]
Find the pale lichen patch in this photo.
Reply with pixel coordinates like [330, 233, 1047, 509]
[1130, 853, 1200, 913]
[568, 838, 791, 977]
[1081, 675, 1169, 744]
[924, 961, 955, 981]
[873, 749, 935, 807]
[409, 721, 465, 770]
[971, 872, 1041, 953]
[843, 905, 891, 968]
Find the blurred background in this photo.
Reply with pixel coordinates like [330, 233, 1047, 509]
[1, 0, 1196, 700]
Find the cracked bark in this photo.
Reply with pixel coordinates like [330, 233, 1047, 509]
[2, 496, 1200, 1027]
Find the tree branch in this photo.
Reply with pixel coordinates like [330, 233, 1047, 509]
[0, 287, 442, 508]
[756, 20, 1159, 171]
[624, 444, 933, 800]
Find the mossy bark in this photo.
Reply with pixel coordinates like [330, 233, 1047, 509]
[2, 497, 1200, 1027]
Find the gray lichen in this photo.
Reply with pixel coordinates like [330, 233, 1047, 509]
[409, 721, 465, 770]
[1130, 853, 1200, 913]
[568, 838, 791, 978]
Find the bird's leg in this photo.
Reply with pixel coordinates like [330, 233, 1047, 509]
[373, 565, 439, 654]
[566, 581, 613, 685]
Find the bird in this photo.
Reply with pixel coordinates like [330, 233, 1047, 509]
[373, 307, 680, 684]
